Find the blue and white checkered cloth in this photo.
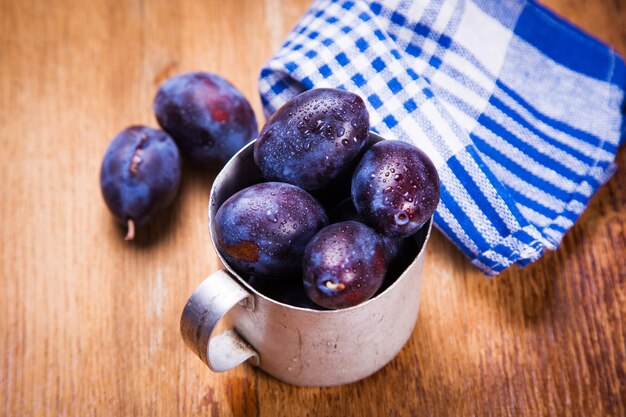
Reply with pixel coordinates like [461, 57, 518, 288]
[258, 0, 626, 276]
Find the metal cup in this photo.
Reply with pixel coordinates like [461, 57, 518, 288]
[180, 133, 432, 387]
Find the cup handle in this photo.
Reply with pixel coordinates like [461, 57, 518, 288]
[180, 269, 260, 372]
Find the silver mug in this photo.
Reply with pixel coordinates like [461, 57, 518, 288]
[180, 133, 432, 387]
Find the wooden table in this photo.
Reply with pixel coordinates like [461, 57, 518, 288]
[1, 0, 624, 415]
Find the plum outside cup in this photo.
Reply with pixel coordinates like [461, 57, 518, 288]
[180, 132, 433, 387]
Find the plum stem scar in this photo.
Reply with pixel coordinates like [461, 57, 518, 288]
[125, 218, 135, 241]
[325, 281, 345, 291]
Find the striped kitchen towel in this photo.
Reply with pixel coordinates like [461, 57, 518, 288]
[258, 0, 626, 276]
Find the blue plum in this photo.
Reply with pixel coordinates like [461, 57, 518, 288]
[327, 199, 424, 300]
[154, 72, 257, 167]
[214, 182, 328, 278]
[329, 198, 404, 263]
[254, 88, 369, 191]
[100, 126, 181, 240]
[302, 221, 387, 309]
[352, 140, 440, 238]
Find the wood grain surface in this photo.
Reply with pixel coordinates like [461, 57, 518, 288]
[1, 0, 625, 416]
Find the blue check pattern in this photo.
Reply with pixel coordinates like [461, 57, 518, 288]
[258, 0, 626, 275]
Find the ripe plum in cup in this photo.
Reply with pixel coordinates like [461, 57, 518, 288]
[214, 182, 328, 278]
[254, 88, 369, 191]
[325, 196, 414, 299]
[154, 72, 257, 167]
[329, 198, 404, 263]
[100, 126, 181, 240]
[352, 140, 440, 238]
[302, 221, 387, 309]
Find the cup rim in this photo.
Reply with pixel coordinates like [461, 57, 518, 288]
[208, 133, 432, 314]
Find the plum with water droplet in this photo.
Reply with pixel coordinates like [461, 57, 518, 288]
[302, 221, 387, 309]
[254, 88, 369, 190]
[214, 182, 328, 278]
[154, 72, 258, 167]
[352, 140, 439, 238]
[100, 126, 181, 240]
[329, 198, 404, 263]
